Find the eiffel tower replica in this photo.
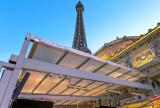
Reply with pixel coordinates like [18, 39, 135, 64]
[72, 1, 91, 54]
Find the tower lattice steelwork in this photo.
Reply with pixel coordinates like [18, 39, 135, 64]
[72, 1, 91, 54]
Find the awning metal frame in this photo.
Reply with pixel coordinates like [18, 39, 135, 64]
[19, 93, 104, 101]
[0, 35, 155, 108]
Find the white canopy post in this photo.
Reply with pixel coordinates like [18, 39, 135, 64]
[0, 39, 30, 108]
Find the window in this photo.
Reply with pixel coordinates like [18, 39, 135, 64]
[0, 68, 5, 80]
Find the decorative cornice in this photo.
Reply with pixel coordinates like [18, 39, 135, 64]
[110, 23, 160, 60]
[95, 36, 140, 55]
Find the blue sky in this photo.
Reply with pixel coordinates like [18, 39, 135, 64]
[0, 0, 160, 62]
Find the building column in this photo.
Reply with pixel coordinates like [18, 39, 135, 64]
[152, 38, 160, 57]
[146, 71, 157, 96]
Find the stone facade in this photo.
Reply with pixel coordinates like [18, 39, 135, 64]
[95, 23, 160, 107]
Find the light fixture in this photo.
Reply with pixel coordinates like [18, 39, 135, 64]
[49, 74, 54, 77]
[131, 92, 141, 96]
[106, 89, 121, 94]
[67, 85, 89, 91]
[107, 89, 141, 95]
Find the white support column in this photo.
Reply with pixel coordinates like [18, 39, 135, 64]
[0, 39, 30, 108]
[0, 62, 14, 104]
[0, 70, 13, 105]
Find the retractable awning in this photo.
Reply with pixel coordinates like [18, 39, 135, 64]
[17, 36, 152, 105]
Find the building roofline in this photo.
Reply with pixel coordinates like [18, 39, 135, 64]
[110, 23, 160, 60]
[95, 36, 140, 55]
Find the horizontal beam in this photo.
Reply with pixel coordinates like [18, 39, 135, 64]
[22, 59, 153, 90]
[0, 61, 15, 69]
[19, 93, 102, 101]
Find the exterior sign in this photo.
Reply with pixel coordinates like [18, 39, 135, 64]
[131, 44, 155, 68]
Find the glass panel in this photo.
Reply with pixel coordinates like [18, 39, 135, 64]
[79, 59, 103, 72]
[32, 44, 65, 64]
[129, 77, 139, 81]
[82, 85, 106, 96]
[61, 88, 77, 95]
[73, 90, 87, 95]
[34, 75, 62, 93]
[55, 100, 68, 105]
[0, 68, 5, 80]
[49, 80, 68, 94]
[76, 79, 93, 87]
[22, 71, 46, 93]
[87, 82, 103, 90]
[96, 64, 117, 75]
[64, 100, 77, 105]
[109, 72, 123, 78]
[92, 90, 106, 96]
[59, 53, 87, 68]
